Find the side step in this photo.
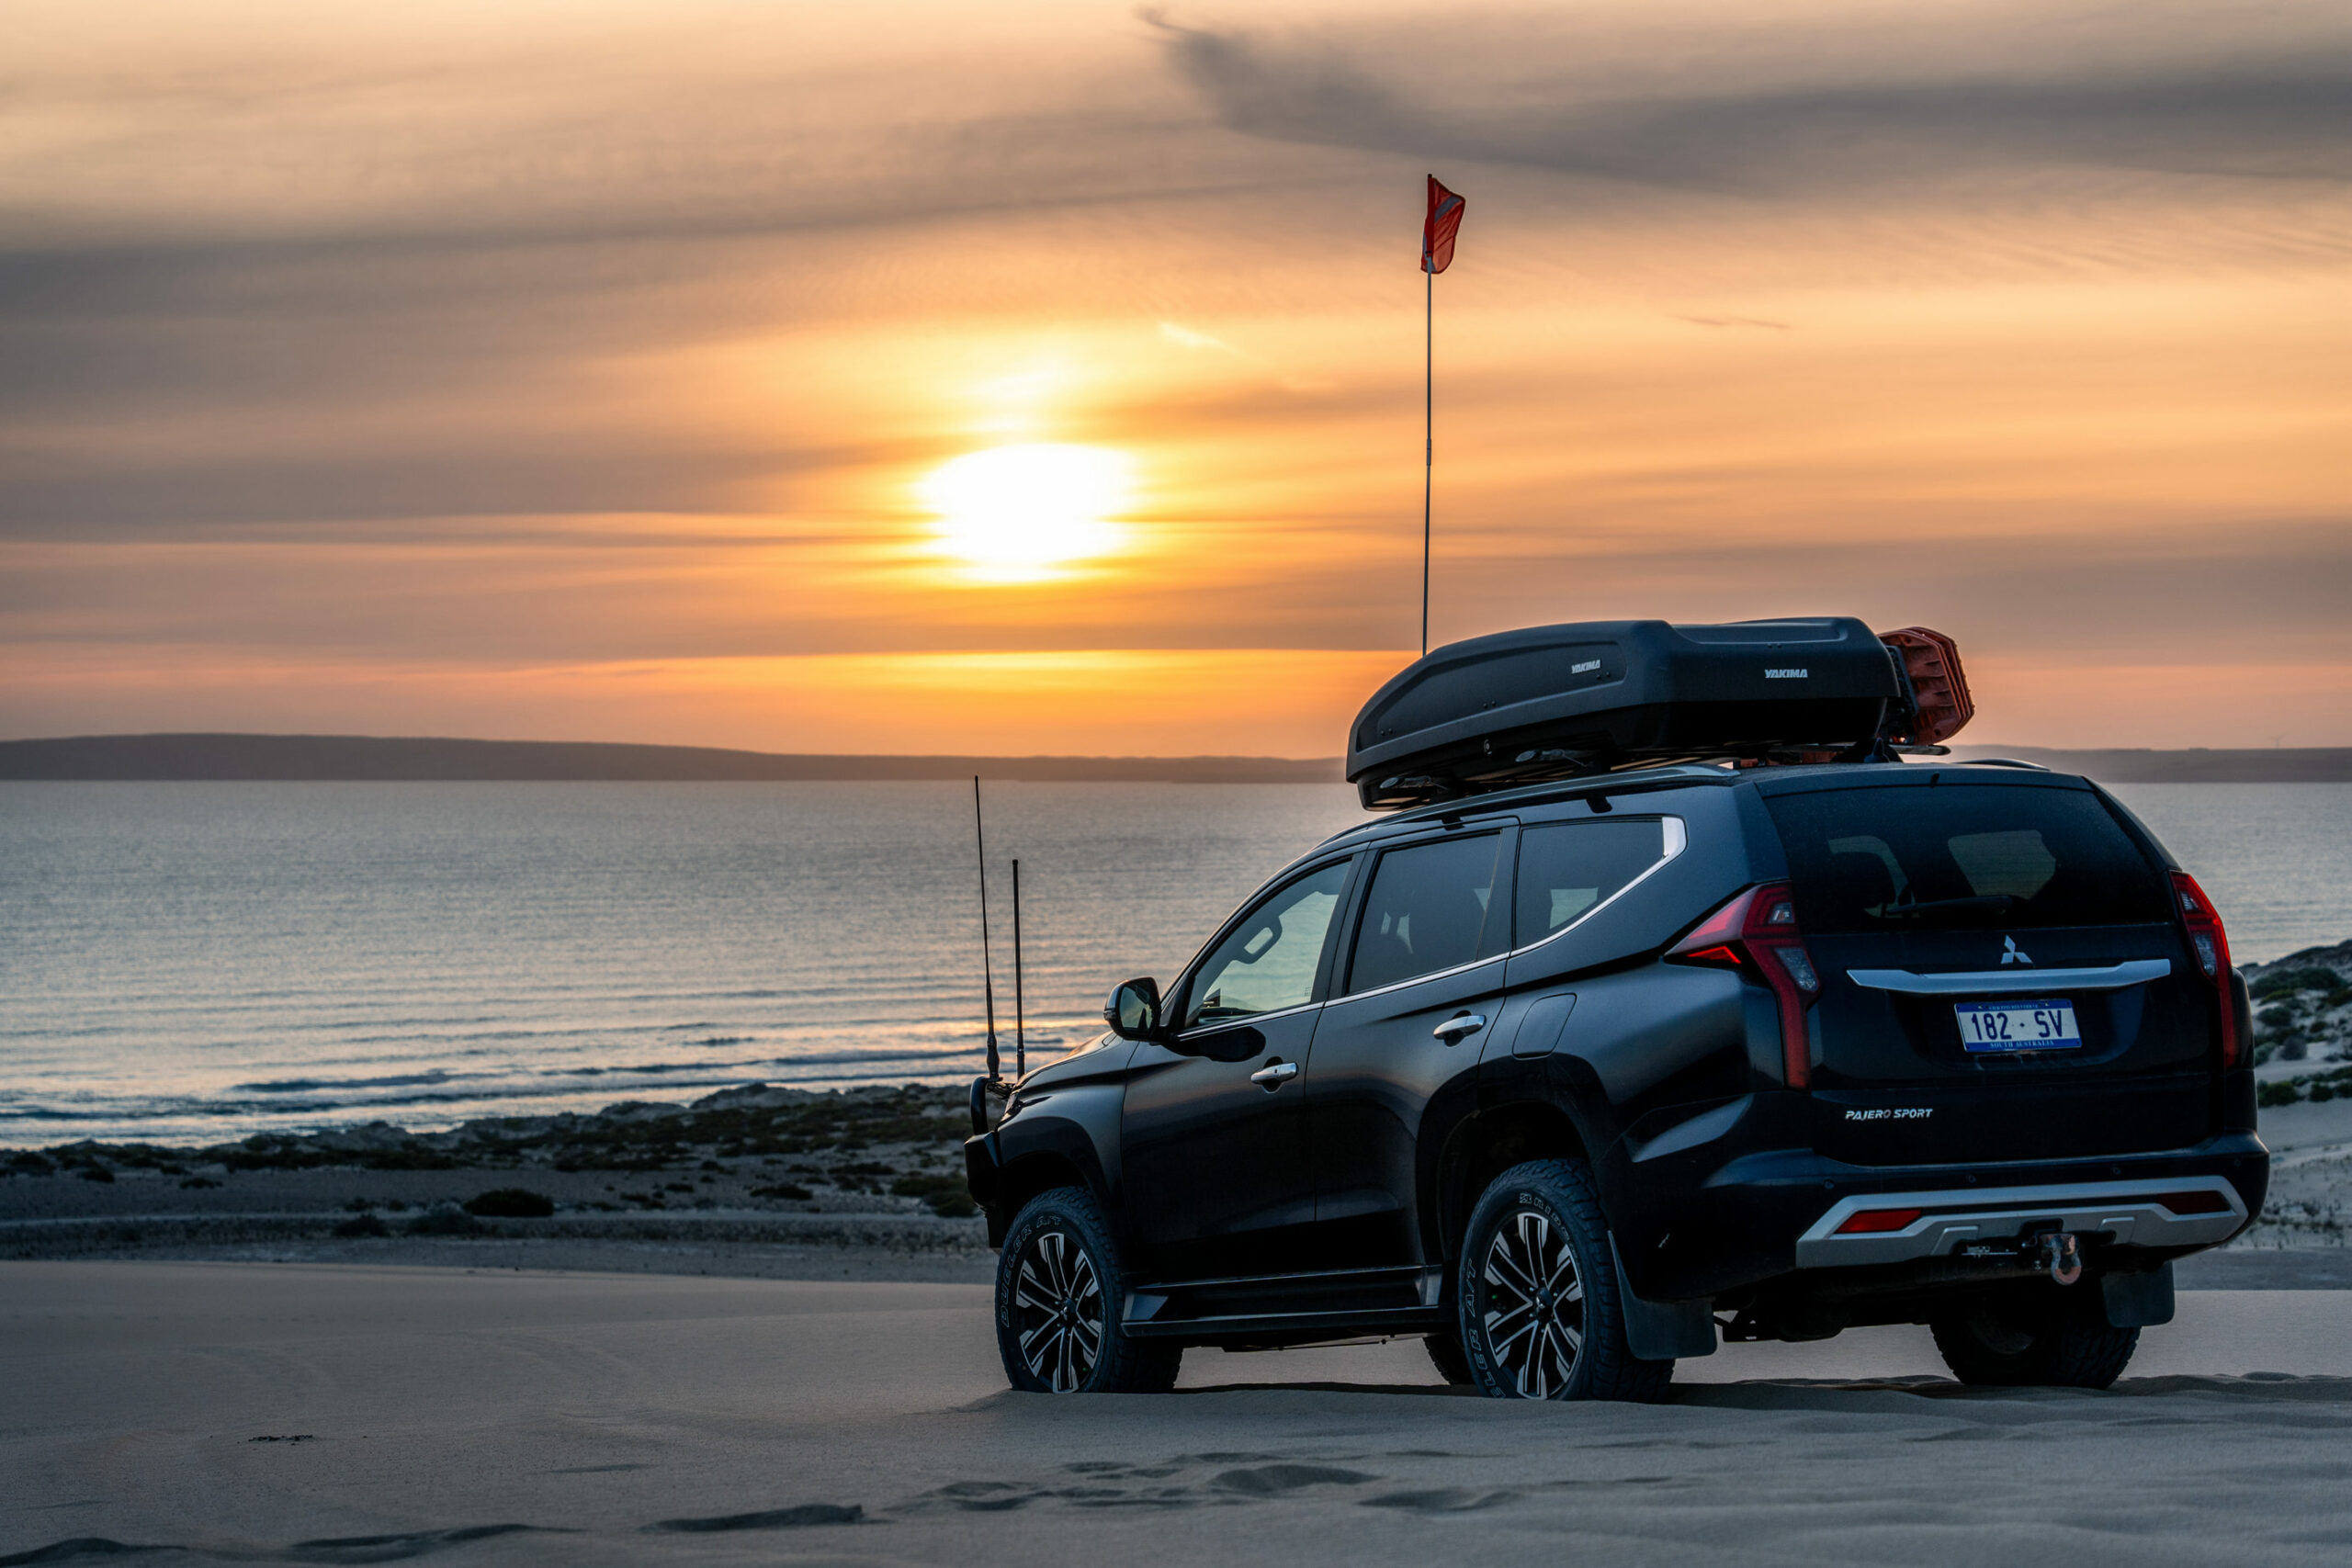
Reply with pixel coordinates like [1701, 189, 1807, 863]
[1123, 1264, 1443, 1343]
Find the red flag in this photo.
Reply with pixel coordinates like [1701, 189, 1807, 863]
[1421, 175, 1465, 274]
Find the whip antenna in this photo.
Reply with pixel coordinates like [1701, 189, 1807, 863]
[973, 776, 1001, 1085]
[1012, 858, 1025, 1080]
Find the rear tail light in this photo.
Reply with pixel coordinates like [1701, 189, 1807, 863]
[2169, 871, 2240, 1069]
[1667, 882, 1820, 1089]
[1835, 1207, 1923, 1235]
[2153, 1189, 2233, 1216]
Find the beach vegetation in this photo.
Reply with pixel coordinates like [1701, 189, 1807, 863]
[404, 1203, 485, 1235]
[2251, 966, 2348, 1004]
[892, 1172, 979, 1217]
[462, 1188, 556, 1218]
[2259, 1065, 2352, 1107]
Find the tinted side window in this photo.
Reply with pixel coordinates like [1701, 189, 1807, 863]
[1347, 833, 1506, 994]
[1183, 861, 1351, 1027]
[1764, 784, 2171, 932]
[1513, 819, 1668, 944]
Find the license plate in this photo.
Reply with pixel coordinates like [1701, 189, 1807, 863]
[1954, 998, 2081, 1052]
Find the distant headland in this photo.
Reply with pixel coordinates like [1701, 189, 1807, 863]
[1944, 747, 2352, 784]
[1, 733, 2346, 784]
[0, 733, 1340, 784]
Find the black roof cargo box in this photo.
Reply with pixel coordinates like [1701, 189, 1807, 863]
[1348, 617, 1905, 808]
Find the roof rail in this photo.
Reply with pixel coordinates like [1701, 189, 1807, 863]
[1957, 757, 2052, 772]
[1313, 762, 1742, 845]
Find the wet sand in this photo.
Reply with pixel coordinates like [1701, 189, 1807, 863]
[5, 1261, 2349, 1566]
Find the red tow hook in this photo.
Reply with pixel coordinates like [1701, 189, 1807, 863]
[2038, 1232, 2084, 1286]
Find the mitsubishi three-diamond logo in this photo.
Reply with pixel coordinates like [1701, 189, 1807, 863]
[2000, 936, 2033, 965]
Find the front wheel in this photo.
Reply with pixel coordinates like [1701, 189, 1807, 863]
[1455, 1158, 1672, 1403]
[995, 1186, 1182, 1393]
[1929, 1285, 2139, 1389]
[1424, 1330, 1474, 1386]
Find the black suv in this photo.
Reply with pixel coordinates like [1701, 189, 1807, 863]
[964, 634, 2266, 1401]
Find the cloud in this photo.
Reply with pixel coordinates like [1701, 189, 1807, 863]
[1145, 3, 2352, 191]
[1159, 321, 1243, 354]
[4, 3, 2346, 745]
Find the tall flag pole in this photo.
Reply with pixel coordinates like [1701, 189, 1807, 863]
[1419, 175, 1465, 657]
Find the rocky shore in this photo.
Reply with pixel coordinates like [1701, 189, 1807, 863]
[2245, 940, 2352, 1102]
[0, 1083, 996, 1279]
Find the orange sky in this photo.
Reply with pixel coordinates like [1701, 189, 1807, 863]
[5, 1, 2348, 753]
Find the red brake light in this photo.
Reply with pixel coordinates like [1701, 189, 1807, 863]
[1668, 882, 1819, 1089]
[2169, 870, 2240, 1069]
[2153, 1189, 2232, 1216]
[1835, 1207, 1923, 1235]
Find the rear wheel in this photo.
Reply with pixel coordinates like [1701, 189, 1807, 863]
[1929, 1285, 2138, 1389]
[995, 1186, 1182, 1394]
[1455, 1158, 1672, 1403]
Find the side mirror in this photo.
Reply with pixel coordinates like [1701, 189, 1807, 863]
[1103, 976, 1163, 1041]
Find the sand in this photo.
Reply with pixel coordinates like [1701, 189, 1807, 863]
[5, 1261, 2349, 1567]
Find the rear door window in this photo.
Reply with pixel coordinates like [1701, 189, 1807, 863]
[1513, 818, 1671, 945]
[1764, 784, 2170, 932]
[1346, 832, 1508, 994]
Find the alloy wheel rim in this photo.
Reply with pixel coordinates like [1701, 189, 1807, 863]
[1481, 1209, 1585, 1398]
[1012, 1228, 1104, 1393]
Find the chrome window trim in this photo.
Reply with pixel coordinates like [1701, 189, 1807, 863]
[1171, 998, 1320, 1043]
[1332, 815, 1686, 1001]
[1846, 959, 2171, 996]
[1335, 952, 1504, 1005]
[1504, 814, 1688, 961]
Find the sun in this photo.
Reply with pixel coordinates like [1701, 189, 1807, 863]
[919, 444, 1134, 581]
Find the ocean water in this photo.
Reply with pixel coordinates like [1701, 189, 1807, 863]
[2, 780, 2346, 1146]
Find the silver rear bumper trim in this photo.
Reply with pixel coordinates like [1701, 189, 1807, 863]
[1845, 959, 2170, 996]
[1793, 1175, 2245, 1268]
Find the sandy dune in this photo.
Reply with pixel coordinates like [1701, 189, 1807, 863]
[5, 1262, 2349, 1566]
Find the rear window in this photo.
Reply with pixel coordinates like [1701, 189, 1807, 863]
[1514, 818, 1668, 945]
[1764, 784, 2170, 932]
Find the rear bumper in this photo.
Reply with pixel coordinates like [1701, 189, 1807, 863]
[1792, 1174, 2246, 1268]
[1602, 1089, 2268, 1303]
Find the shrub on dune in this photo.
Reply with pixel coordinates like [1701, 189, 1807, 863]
[462, 1188, 556, 1218]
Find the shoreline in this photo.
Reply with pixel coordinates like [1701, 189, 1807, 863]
[7, 1079, 2350, 1289]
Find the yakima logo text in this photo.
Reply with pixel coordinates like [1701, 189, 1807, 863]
[1764, 668, 1808, 679]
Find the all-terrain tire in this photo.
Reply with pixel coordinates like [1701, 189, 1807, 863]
[1455, 1158, 1673, 1403]
[995, 1185, 1182, 1394]
[1929, 1285, 2139, 1389]
[1424, 1330, 1475, 1386]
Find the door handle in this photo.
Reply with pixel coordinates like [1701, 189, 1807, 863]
[1432, 1012, 1487, 1043]
[1249, 1059, 1301, 1089]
